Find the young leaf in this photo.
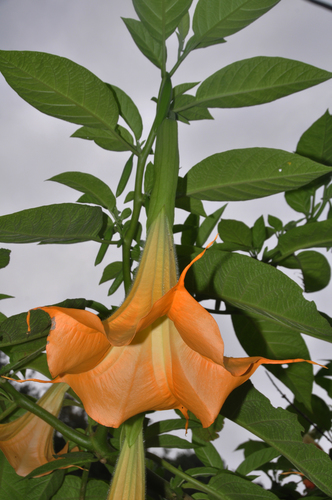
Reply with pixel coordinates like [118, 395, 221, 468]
[277, 219, 332, 258]
[184, 148, 332, 201]
[49, 171, 116, 213]
[0, 51, 118, 129]
[251, 215, 266, 251]
[296, 109, 332, 166]
[192, 0, 280, 45]
[172, 94, 213, 121]
[221, 382, 332, 497]
[107, 84, 143, 140]
[0, 204, 104, 244]
[0, 249, 10, 269]
[173, 82, 200, 97]
[71, 125, 135, 152]
[122, 18, 163, 69]
[132, 0, 193, 41]
[99, 261, 123, 284]
[116, 155, 134, 197]
[278, 250, 331, 293]
[218, 219, 252, 247]
[194, 57, 332, 108]
[268, 215, 283, 232]
[187, 249, 332, 342]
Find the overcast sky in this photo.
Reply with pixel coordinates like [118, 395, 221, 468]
[1, 0, 332, 473]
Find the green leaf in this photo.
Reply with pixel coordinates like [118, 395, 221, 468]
[0, 204, 104, 244]
[51, 475, 109, 500]
[145, 434, 196, 449]
[175, 195, 207, 217]
[173, 82, 199, 97]
[268, 215, 283, 232]
[0, 309, 50, 348]
[0, 51, 118, 129]
[132, 0, 193, 41]
[173, 94, 213, 121]
[107, 84, 143, 140]
[0, 249, 10, 269]
[218, 220, 252, 247]
[279, 250, 331, 293]
[287, 395, 332, 434]
[285, 186, 312, 214]
[122, 18, 163, 68]
[221, 382, 332, 497]
[194, 57, 332, 108]
[99, 261, 123, 284]
[187, 249, 332, 342]
[116, 155, 134, 197]
[145, 419, 201, 440]
[236, 446, 280, 475]
[208, 470, 279, 500]
[184, 148, 332, 201]
[251, 215, 266, 251]
[232, 313, 313, 408]
[177, 12, 190, 42]
[26, 470, 65, 500]
[181, 213, 199, 246]
[192, 0, 280, 45]
[108, 270, 123, 296]
[296, 110, 332, 166]
[49, 171, 116, 213]
[196, 206, 226, 247]
[277, 219, 332, 258]
[195, 442, 224, 469]
[25, 452, 98, 479]
[71, 124, 134, 152]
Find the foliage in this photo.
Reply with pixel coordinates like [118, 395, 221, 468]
[0, 1, 332, 499]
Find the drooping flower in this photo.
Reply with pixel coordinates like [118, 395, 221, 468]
[0, 383, 70, 476]
[36, 210, 315, 429]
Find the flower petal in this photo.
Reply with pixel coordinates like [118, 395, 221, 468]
[103, 210, 177, 346]
[42, 307, 110, 377]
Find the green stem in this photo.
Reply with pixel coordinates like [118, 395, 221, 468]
[0, 402, 19, 422]
[79, 463, 91, 500]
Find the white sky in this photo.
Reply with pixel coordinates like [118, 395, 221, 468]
[0, 0, 332, 476]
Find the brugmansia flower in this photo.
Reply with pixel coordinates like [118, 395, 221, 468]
[36, 211, 313, 428]
[0, 383, 70, 476]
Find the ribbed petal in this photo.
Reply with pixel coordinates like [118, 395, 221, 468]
[103, 211, 177, 346]
[0, 383, 69, 476]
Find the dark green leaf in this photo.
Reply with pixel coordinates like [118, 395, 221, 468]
[0, 51, 118, 129]
[184, 148, 332, 201]
[236, 446, 280, 475]
[25, 452, 98, 479]
[195, 57, 332, 108]
[221, 382, 332, 497]
[94, 220, 114, 266]
[52, 476, 109, 500]
[132, 0, 193, 41]
[287, 395, 332, 434]
[297, 110, 332, 166]
[107, 84, 143, 140]
[218, 220, 252, 247]
[208, 470, 279, 500]
[277, 219, 332, 258]
[122, 18, 163, 68]
[181, 213, 199, 246]
[0, 204, 104, 244]
[232, 313, 313, 408]
[71, 124, 134, 152]
[0, 309, 50, 348]
[193, 0, 280, 45]
[279, 250, 331, 293]
[196, 206, 226, 247]
[108, 270, 123, 296]
[175, 195, 207, 216]
[0, 294, 12, 301]
[145, 418, 202, 440]
[116, 155, 134, 197]
[251, 215, 266, 251]
[145, 434, 195, 449]
[49, 171, 116, 213]
[268, 215, 283, 232]
[99, 261, 123, 284]
[0, 249, 10, 269]
[188, 249, 332, 342]
[195, 442, 224, 469]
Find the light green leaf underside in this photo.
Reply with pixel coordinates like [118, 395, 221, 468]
[184, 148, 332, 201]
[0, 50, 119, 129]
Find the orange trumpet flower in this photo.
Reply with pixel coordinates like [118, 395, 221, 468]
[0, 383, 70, 476]
[37, 211, 314, 428]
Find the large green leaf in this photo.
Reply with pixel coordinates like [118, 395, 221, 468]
[207, 470, 279, 500]
[0, 204, 104, 244]
[221, 383, 332, 496]
[132, 0, 193, 41]
[184, 148, 332, 201]
[0, 51, 118, 129]
[194, 57, 332, 108]
[279, 250, 331, 293]
[232, 313, 313, 408]
[49, 172, 116, 213]
[52, 476, 109, 500]
[187, 249, 332, 342]
[192, 0, 280, 45]
[296, 109, 332, 166]
[277, 219, 332, 258]
[122, 18, 163, 69]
